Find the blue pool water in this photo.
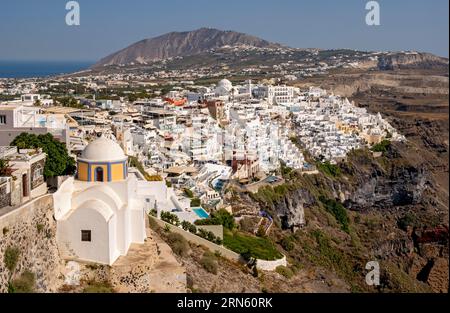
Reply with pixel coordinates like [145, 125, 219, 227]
[193, 207, 209, 219]
[213, 179, 225, 191]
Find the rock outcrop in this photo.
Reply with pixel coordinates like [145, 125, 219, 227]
[272, 188, 314, 229]
[378, 52, 448, 70]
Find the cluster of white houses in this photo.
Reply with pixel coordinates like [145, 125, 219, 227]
[0, 79, 405, 265]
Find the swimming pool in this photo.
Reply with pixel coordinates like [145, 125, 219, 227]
[193, 207, 209, 219]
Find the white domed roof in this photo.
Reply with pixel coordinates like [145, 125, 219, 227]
[218, 79, 232, 91]
[80, 137, 126, 162]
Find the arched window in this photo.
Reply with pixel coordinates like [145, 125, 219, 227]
[95, 167, 104, 182]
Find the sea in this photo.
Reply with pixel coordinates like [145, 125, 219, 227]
[0, 60, 95, 79]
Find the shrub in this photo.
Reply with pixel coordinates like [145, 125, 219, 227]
[240, 249, 252, 262]
[371, 140, 391, 153]
[160, 211, 180, 226]
[4, 246, 20, 272]
[181, 220, 191, 231]
[280, 236, 295, 252]
[239, 217, 255, 233]
[183, 188, 194, 198]
[2, 227, 9, 235]
[8, 270, 36, 293]
[181, 220, 197, 234]
[45, 229, 52, 239]
[199, 252, 218, 275]
[188, 223, 197, 234]
[397, 213, 416, 231]
[256, 225, 266, 237]
[82, 280, 114, 293]
[280, 161, 293, 178]
[149, 209, 157, 217]
[275, 266, 294, 279]
[166, 232, 189, 257]
[0, 159, 13, 176]
[206, 231, 216, 242]
[251, 184, 296, 207]
[319, 196, 350, 233]
[197, 228, 209, 239]
[190, 198, 201, 207]
[36, 223, 44, 233]
[316, 161, 341, 178]
[309, 230, 354, 281]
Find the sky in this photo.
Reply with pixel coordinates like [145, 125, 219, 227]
[0, 0, 448, 61]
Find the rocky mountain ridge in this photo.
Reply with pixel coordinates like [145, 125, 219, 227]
[94, 28, 282, 67]
[92, 28, 448, 72]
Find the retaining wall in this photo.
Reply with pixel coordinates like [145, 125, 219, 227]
[150, 216, 286, 271]
[0, 195, 63, 292]
[150, 216, 241, 262]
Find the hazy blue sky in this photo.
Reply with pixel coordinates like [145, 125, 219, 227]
[0, 0, 448, 61]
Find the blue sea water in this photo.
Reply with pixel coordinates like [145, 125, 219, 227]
[0, 60, 94, 78]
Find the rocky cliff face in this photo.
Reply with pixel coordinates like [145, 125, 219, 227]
[272, 188, 314, 229]
[342, 159, 428, 211]
[248, 142, 447, 292]
[94, 28, 281, 67]
[0, 196, 65, 292]
[378, 52, 448, 70]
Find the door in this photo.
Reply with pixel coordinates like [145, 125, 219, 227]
[22, 173, 29, 197]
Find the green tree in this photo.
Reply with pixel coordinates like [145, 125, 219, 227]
[10, 133, 75, 177]
[194, 209, 236, 230]
[190, 198, 201, 207]
[160, 211, 180, 226]
[371, 140, 391, 153]
[181, 220, 191, 231]
[55, 96, 82, 108]
[0, 159, 13, 176]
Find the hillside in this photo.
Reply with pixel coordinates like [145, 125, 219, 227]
[93, 28, 282, 67]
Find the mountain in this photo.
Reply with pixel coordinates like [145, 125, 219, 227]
[93, 28, 283, 67]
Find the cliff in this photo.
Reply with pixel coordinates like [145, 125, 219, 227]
[378, 52, 448, 70]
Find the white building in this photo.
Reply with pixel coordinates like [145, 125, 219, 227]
[53, 137, 147, 265]
[0, 104, 69, 147]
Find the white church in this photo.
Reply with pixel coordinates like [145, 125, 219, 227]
[53, 137, 167, 265]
